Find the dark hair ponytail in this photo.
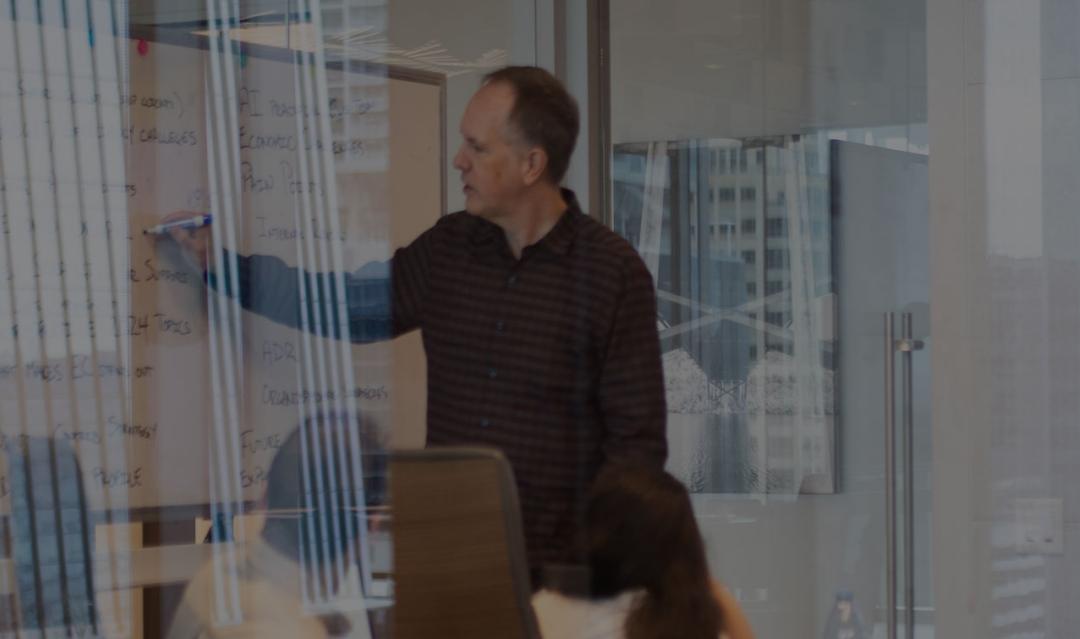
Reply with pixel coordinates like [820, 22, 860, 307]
[586, 464, 721, 639]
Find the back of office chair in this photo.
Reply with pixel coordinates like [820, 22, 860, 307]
[390, 447, 540, 639]
[5, 436, 96, 634]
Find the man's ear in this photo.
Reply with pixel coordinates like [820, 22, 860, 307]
[522, 146, 549, 186]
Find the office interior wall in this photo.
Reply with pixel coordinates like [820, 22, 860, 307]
[609, 0, 926, 147]
[930, 0, 1080, 636]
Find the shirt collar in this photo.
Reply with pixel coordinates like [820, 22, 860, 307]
[468, 188, 583, 259]
[534, 188, 582, 257]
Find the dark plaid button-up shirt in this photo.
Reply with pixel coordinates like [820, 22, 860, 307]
[217, 190, 667, 571]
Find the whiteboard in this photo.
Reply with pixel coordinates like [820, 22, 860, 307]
[0, 26, 442, 515]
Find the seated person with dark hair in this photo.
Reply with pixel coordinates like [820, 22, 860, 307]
[532, 464, 755, 639]
[168, 413, 385, 639]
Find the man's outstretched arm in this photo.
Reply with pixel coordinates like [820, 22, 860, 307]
[207, 252, 394, 343]
[153, 209, 434, 343]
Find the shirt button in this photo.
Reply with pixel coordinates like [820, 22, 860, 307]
[488, 367, 498, 379]
[479, 418, 491, 428]
[507, 274, 518, 286]
[495, 320, 505, 332]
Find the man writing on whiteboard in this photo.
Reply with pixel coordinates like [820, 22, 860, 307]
[161, 66, 666, 584]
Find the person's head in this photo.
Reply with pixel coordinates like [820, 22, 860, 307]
[452, 66, 579, 220]
[261, 411, 386, 586]
[585, 464, 721, 639]
[835, 591, 854, 621]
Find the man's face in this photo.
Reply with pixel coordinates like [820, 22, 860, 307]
[453, 82, 531, 220]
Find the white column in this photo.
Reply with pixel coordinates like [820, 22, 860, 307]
[928, 0, 981, 634]
[562, 0, 590, 206]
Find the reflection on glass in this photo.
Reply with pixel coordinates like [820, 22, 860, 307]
[613, 136, 835, 494]
[1, 1, 136, 633]
[168, 413, 386, 638]
[0, 0, 410, 635]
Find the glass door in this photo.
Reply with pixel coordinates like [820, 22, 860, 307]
[833, 141, 932, 639]
[608, 133, 932, 639]
[606, 2, 932, 636]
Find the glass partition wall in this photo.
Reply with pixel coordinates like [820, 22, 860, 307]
[7, 0, 1077, 636]
[0, 1, 524, 636]
[608, 0, 1080, 637]
[607, 1, 932, 637]
[613, 137, 836, 496]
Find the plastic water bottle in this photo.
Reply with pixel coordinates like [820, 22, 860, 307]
[822, 590, 866, 639]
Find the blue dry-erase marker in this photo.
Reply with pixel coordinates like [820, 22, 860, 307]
[143, 214, 213, 236]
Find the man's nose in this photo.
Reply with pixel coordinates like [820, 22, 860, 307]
[453, 147, 467, 171]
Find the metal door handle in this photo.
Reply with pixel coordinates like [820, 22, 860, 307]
[900, 313, 923, 639]
[884, 313, 897, 639]
[886, 312, 924, 639]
